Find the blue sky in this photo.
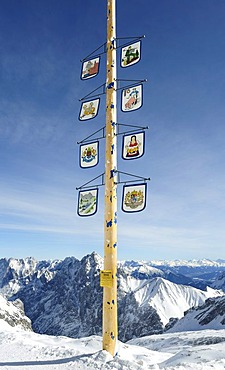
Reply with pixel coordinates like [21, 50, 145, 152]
[1, 0, 225, 261]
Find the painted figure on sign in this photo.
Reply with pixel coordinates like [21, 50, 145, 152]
[122, 84, 142, 112]
[124, 88, 139, 109]
[125, 135, 140, 158]
[79, 98, 100, 121]
[121, 41, 141, 68]
[124, 45, 139, 66]
[80, 102, 96, 119]
[122, 131, 145, 160]
[82, 58, 99, 79]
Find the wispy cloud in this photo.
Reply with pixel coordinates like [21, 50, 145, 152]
[0, 179, 103, 239]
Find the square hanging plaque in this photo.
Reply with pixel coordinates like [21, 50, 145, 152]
[122, 131, 145, 160]
[77, 188, 98, 217]
[121, 41, 141, 68]
[81, 57, 100, 80]
[100, 270, 113, 288]
[121, 84, 143, 112]
[79, 98, 100, 121]
[122, 183, 147, 213]
[80, 141, 99, 168]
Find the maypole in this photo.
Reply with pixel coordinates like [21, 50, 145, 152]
[77, 0, 149, 359]
[102, 0, 118, 356]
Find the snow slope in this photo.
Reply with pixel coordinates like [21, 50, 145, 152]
[0, 294, 32, 331]
[127, 277, 223, 325]
[0, 324, 225, 369]
[168, 295, 225, 333]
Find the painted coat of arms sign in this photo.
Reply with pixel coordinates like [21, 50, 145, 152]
[80, 141, 99, 168]
[122, 183, 146, 213]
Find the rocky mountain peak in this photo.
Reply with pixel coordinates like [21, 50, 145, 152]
[0, 294, 32, 331]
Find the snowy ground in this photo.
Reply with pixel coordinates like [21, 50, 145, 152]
[0, 321, 225, 369]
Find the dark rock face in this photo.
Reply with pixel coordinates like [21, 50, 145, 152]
[118, 293, 163, 342]
[164, 317, 179, 331]
[195, 296, 225, 326]
[13, 254, 104, 338]
[0, 254, 166, 340]
[0, 295, 32, 331]
[211, 271, 225, 292]
[168, 295, 225, 333]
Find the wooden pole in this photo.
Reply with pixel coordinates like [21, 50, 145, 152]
[102, 0, 118, 357]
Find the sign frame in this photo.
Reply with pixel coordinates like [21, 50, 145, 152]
[100, 270, 113, 288]
[79, 98, 100, 121]
[122, 182, 147, 213]
[120, 40, 142, 68]
[77, 188, 98, 217]
[79, 140, 99, 169]
[122, 131, 145, 160]
[81, 56, 100, 80]
[121, 84, 143, 113]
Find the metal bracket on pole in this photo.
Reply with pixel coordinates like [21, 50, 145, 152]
[116, 123, 149, 136]
[76, 173, 105, 190]
[77, 126, 106, 144]
[76, 170, 150, 190]
[79, 84, 106, 101]
[77, 123, 148, 142]
[80, 36, 145, 62]
[114, 170, 150, 185]
[115, 35, 145, 49]
[116, 78, 147, 91]
[81, 42, 107, 62]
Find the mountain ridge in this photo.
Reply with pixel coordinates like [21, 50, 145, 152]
[168, 295, 225, 333]
[0, 253, 224, 341]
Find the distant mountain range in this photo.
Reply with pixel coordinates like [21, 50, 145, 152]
[147, 259, 225, 267]
[0, 253, 225, 341]
[119, 258, 225, 291]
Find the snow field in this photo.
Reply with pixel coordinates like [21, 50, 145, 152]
[0, 322, 225, 369]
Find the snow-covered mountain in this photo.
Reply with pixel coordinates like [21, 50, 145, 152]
[168, 295, 225, 333]
[118, 277, 223, 341]
[211, 271, 225, 291]
[148, 259, 225, 267]
[149, 259, 225, 286]
[120, 258, 225, 291]
[0, 253, 224, 341]
[119, 260, 195, 287]
[0, 294, 32, 331]
[0, 257, 59, 296]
